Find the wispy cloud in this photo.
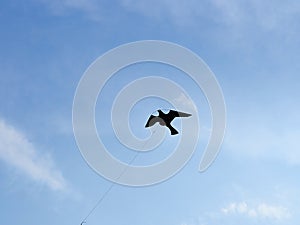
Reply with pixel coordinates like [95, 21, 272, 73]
[174, 93, 196, 111]
[37, 0, 103, 20]
[221, 201, 291, 220]
[0, 118, 67, 191]
[36, 0, 300, 44]
[121, 0, 204, 25]
[121, 0, 300, 31]
[36, 0, 300, 29]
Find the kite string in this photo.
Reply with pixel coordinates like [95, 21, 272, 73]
[81, 151, 139, 223]
[80, 129, 157, 224]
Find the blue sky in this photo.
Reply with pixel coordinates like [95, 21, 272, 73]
[1, 0, 300, 225]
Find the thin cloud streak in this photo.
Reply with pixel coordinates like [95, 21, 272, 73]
[0, 118, 67, 191]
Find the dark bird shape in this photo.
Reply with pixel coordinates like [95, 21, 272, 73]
[145, 109, 192, 135]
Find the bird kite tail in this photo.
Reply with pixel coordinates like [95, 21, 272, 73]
[167, 124, 179, 135]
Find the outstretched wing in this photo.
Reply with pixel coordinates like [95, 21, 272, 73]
[167, 110, 192, 119]
[145, 115, 160, 127]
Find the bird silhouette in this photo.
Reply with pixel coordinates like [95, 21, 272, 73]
[145, 109, 192, 135]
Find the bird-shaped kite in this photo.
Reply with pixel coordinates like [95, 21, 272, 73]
[145, 109, 192, 135]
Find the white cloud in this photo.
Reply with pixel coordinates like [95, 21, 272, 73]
[221, 201, 291, 220]
[257, 203, 291, 220]
[0, 118, 67, 191]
